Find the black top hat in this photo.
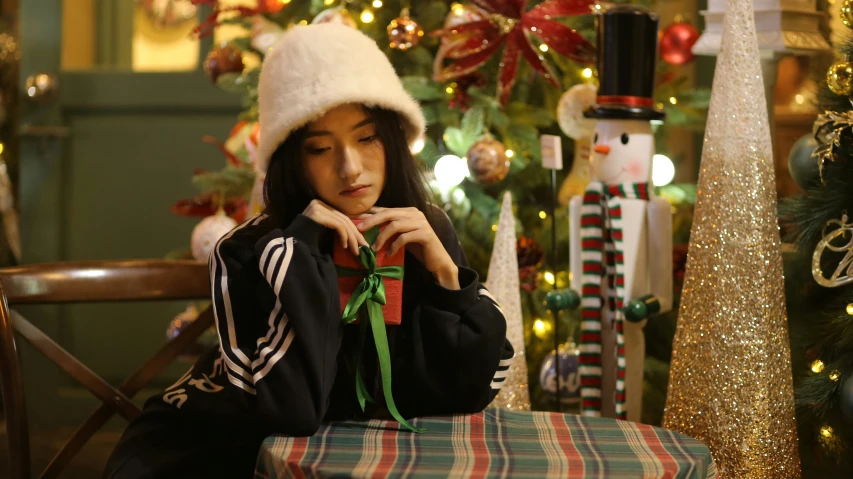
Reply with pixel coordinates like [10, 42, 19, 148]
[584, 5, 665, 121]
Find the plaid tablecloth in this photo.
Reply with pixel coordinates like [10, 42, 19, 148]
[255, 408, 716, 478]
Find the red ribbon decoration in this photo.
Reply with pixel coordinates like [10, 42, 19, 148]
[432, 0, 596, 106]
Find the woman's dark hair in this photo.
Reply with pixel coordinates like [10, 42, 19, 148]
[264, 106, 440, 230]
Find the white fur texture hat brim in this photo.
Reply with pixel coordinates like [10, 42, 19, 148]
[255, 23, 426, 175]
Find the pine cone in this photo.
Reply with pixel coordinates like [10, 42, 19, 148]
[517, 235, 545, 269]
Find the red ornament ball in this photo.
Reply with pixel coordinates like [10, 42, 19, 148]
[203, 46, 244, 83]
[659, 22, 699, 66]
[259, 0, 287, 14]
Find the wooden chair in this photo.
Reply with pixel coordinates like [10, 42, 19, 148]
[0, 260, 214, 479]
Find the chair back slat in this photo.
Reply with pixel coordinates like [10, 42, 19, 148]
[12, 311, 142, 421]
[40, 307, 216, 477]
[0, 259, 213, 479]
[0, 260, 209, 304]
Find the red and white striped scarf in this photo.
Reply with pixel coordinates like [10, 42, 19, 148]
[578, 181, 650, 419]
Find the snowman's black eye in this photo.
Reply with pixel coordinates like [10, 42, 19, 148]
[594, 133, 599, 143]
[620, 133, 629, 145]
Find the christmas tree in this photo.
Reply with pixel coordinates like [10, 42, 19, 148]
[177, 0, 706, 414]
[783, 7, 853, 473]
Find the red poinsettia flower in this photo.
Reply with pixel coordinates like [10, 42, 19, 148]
[431, 0, 596, 105]
[191, 0, 272, 38]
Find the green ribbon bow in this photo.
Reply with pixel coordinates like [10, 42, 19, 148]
[335, 227, 424, 433]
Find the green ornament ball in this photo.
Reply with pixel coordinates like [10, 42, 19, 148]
[624, 300, 648, 323]
[545, 290, 579, 311]
[545, 291, 565, 311]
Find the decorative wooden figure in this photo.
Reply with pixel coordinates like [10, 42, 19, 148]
[568, 5, 673, 421]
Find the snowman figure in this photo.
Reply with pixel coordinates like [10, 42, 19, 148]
[568, 5, 673, 422]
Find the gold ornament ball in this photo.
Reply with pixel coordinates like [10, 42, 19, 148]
[388, 16, 424, 51]
[827, 61, 853, 96]
[467, 137, 510, 184]
[842, 0, 853, 28]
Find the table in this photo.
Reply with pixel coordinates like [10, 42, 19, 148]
[255, 408, 716, 478]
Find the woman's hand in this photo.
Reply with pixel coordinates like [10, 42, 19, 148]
[302, 199, 368, 256]
[358, 207, 460, 290]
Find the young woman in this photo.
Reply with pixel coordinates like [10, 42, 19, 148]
[104, 23, 512, 478]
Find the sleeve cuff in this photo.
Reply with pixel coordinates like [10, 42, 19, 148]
[424, 266, 480, 315]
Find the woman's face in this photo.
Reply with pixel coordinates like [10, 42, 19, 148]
[302, 104, 386, 216]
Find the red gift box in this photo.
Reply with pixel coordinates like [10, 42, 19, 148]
[332, 221, 404, 325]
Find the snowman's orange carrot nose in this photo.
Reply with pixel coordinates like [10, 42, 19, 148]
[594, 144, 611, 154]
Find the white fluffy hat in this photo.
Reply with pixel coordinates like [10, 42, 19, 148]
[255, 23, 426, 175]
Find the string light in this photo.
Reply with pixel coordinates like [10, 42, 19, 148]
[360, 9, 375, 23]
[539, 44, 549, 52]
[582, 68, 593, 79]
[544, 271, 555, 285]
[491, 224, 498, 232]
[452, 3, 465, 14]
[410, 133, 425, 154]
[795, 94, 804, 105]
[323, 0, 333, 5]
[669, 96, 677, 105]
[539, 211, 547, 219]
[533, 319, 552, 339]
[846, 303, 853, 315]
[445, 86, 454, 94]
[829, 370, 840, 381]
[433, 155, 468, 190]
[811, 359, 825, 373]
[821, 425, 834, 438]
[652, 154, 675, 187]
[372, 0, 383, 7]
[298, 19, 307, 25]
[506, 149, 514, 158]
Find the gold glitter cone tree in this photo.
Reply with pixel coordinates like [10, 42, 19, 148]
[661, 0, 801, 475]
[486, 192, 530, 410]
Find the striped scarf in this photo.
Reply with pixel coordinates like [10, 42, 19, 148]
[578, 181, 650, 419]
